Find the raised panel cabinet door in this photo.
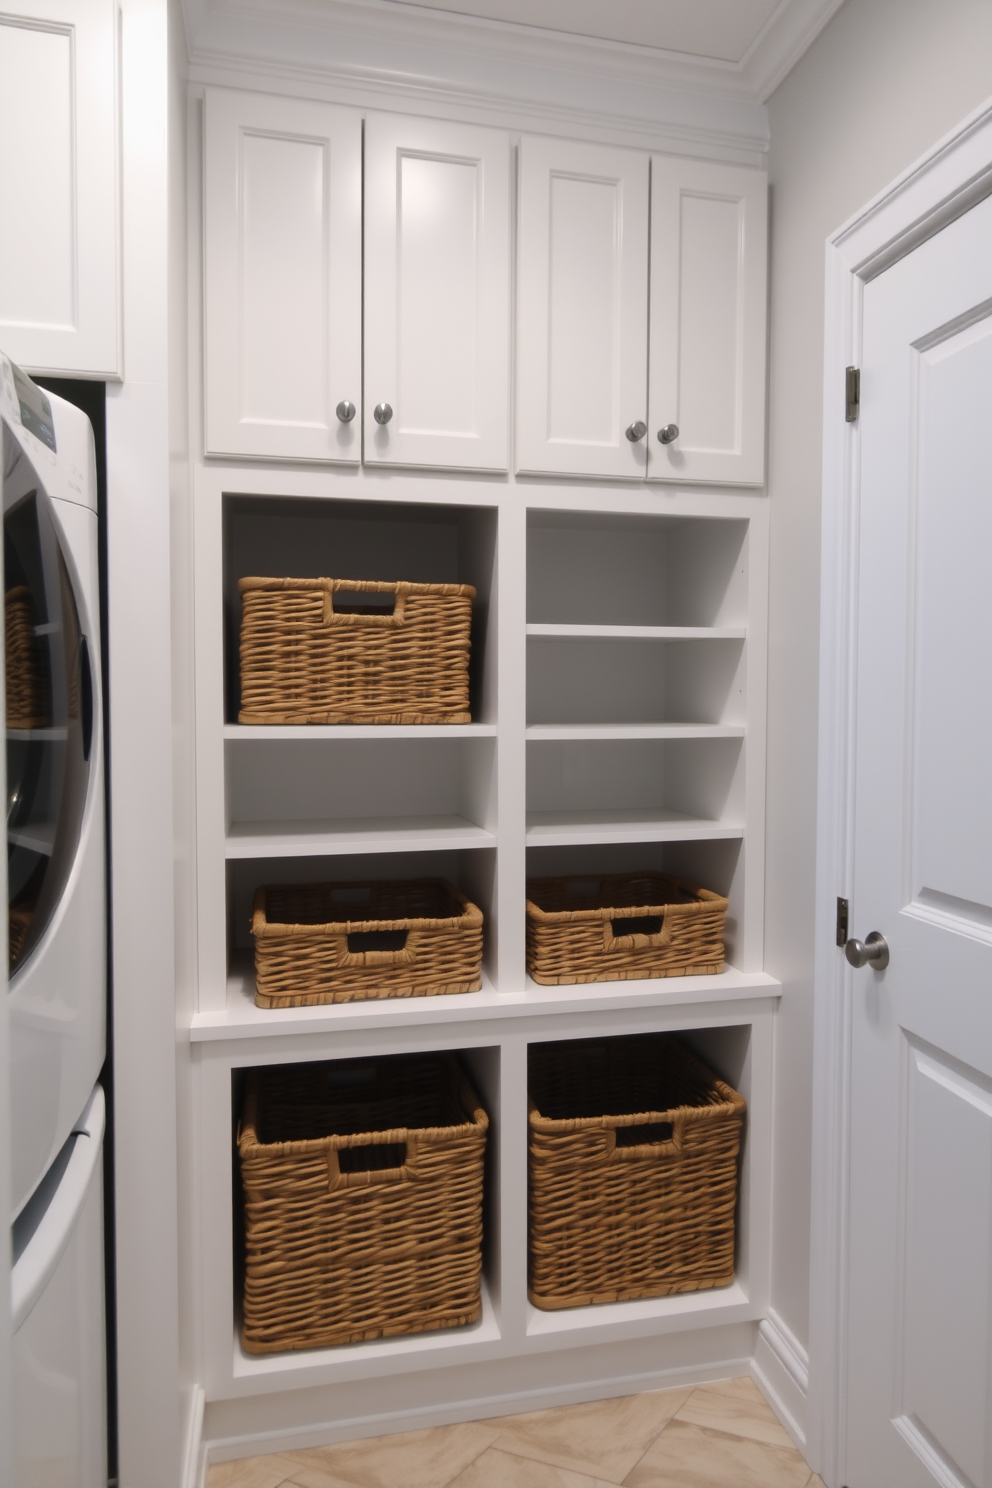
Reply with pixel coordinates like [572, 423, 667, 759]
[363, 113, 510, 471]
[516, 136, 649, 479]
[203, 89, 362, 462]
[648, 158, 767, 486]
[0, 0, 118, 378]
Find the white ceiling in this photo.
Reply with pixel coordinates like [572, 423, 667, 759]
[383, 0, 786, 64]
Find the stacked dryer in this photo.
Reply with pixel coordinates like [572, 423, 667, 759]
[2, 354, 107, 1488]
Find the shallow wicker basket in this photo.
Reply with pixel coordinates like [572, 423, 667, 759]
[526, 872, 728, 985]
[528, 1034, 745, 1310]
[251, 878, 484, 1007]
[238, 576, 475, 724]
[238, 1053, 488, 1353]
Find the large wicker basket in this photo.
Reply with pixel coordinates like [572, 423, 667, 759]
[526, 872, 728, 985]
[238, 576, 475, 724]
[5, 585, 49, 729]
[251, 878, 484, 1007]
[528, 1034, 745, 1309]
[239, 1054, 488, 1353]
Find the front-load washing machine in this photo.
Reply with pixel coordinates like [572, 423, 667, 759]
[1, 354, 106, 1216]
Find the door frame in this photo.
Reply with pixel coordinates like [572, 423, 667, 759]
[809, 94, 992, 1488]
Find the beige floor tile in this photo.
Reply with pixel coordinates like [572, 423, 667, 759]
[807, 1477, 826, 1487]
[625, 1419, 812, 1488]
[490, 1388, 692, 1483]
[448, 1446, 620, 1488]
[280, 1421, 501, 1488]
[206, 1455, 303, 1488]
[674, 1376, 796, 1450]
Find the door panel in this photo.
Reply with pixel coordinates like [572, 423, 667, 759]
[203, 88, 362, 462]
[0, 0, 118, 377]
[363, 113, 510, 471]
[648, 158, 766, 485]
[847, 192, 992, 1488]
[516, 136, 649, 478]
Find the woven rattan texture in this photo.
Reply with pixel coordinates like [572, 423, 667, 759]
[528, 1034, 745, 1309]
[5, 586, 49, 729]
[251, 878, 484, 1007]
[239, 1054, 488, 1353]
[238, 577, 475, 724]
[526, 872, 728, 984]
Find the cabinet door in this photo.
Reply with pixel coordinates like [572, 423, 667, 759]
[648, 157, 767, 486]
[363, 113, 510, 471]
[203, 89, 362, 462]
[516, 137, 649, 479]
[0, 0, 118, 378]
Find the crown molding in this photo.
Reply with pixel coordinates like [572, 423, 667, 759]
[180, 0, 841, 160]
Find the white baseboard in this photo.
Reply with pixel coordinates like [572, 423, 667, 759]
[202, 1352, 754, 1467]
[181, 1385, 206, 1488]
[751, 1308, 809, 1452]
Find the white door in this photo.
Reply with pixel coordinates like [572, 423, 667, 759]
[516, 136, 649, 479]
[846, 192, 992, 1487]
[203, 88, 362, 462]
[647, 157, 766, 486]
[363, 113, 510, 471]
[0, 0, 119, 378]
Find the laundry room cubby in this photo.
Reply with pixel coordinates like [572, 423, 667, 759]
[223, 495, 498, 726]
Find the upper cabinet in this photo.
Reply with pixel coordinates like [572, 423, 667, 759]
[203, 89, 362, 463]
[363, 114, 511, 472]
[516, 137, 766, 486]
[0, 0, 119, 378]
[648, 157, 767, 486]
[515, 137, 649, 480]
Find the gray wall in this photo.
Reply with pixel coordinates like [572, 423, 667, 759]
[765, 0, 992, 1354]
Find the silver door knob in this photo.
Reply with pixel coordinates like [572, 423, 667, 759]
[845, 932, 889, 970]
[373, 402, 393, 425]
[336, 400, 356, 423]
[625, 420, 647, 442]
[658, 424, 679, 445]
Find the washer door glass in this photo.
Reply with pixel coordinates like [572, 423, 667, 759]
[4, 425, 92, 975]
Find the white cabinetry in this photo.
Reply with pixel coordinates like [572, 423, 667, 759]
[203, 89, 362, 462]
[515, 137, 649, 479]
[363, 114, 511, 471]
[0, 0, 118, 378]
[516, 138, 766, 485]
[649, 157, 767, 486]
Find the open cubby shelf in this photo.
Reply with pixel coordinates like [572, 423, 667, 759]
[192, 473, 773, 1398]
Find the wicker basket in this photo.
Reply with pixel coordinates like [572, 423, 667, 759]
[526, 872, 728, 985]
[238, 1053, 488, 1353]
[5, 586, 49, 729]
[251, 878, 484, 1007]
[238, 576, 476, 724]
[528, 1034, 745, 1309]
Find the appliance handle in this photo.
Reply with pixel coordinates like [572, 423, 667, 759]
[11, 1085, 105, 1332]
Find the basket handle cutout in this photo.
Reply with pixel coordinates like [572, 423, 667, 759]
[326, 1138, 414, 1190]
[604, 911, 674, 951]
[342, 928, 415, 966]
[607, 1116, 683, 1161]
[323, 585, 406, 626]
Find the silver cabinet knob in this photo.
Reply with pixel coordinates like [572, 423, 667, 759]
[336, 400, 356, 423]
[658, 424, 679, 445]
[373, 402, 393, 425]
[625, 420, 647, 442]
[845, 932, 889, 970]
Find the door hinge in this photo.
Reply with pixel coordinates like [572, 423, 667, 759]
[836, 896, 849, 947]
[845, 366, 860, 422]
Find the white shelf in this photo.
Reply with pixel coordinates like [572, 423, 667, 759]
[526, 1280, 752, 1341]
[225, 814, 495, 859]
[525, 807, 743, 846]
[8, 825, 55, 856]
[526, 624, 745, 641]
[189, 960, 779, 1041]
[225, 723, 497, 741]
[526, 723, 744, 741]
[7, 727, 68, 742]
